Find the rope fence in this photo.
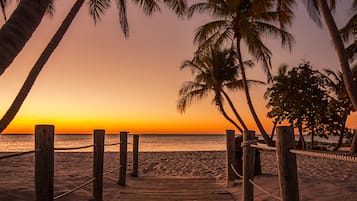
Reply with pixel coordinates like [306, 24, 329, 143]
[289, 149, 357, 162]
[54, 144, 94, 151]
[0, 150, 35, 160]
[230, 163, 281, 201]
[0, 125, 139, 201]
[227, 126, 356, 201]
[54, 177, 96, 200]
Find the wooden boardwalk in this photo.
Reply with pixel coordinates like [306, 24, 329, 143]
[115, 176, 235, 201]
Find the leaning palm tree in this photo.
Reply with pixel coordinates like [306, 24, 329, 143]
[0, 0, 187, 133]
[188, 0, 294, 145]
[178, 47, 263, 133]
[0, 0, 186, 75]
[0, 0, 53, 74]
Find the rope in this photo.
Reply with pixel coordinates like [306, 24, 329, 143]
[0, 150, 35, 160]
[230, 164, 281, 201]
[250, 144, 277, 151]
[55, 144, 94, 151]
[103, 165, 122, 176]
[241, 140, 258, 148]
[53, 177, 95, 200]
[104, 142, 121, 147]
[290, 149, 357, 162]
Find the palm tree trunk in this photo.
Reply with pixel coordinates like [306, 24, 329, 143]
[0, 0, 85, 133]
[236, 39, 274, 146]
[0, 0, 52, 75]
[332, 117, 347, 151]
[297, 119, 306, 149]
[221, 89, 248, 131]
[317, 0, 357, 111]
[216, 100, 243, 133]
[350, 129, 357, 154]
[270, 120, 277, 140]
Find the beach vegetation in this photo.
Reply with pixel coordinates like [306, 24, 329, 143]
[266, 62, 329, 149]
[319, 65, 357, 150]
[266, 62, 357, 150]
[278, 0, 357, 115]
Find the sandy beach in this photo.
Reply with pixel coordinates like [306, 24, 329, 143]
[0, 150, 356, 200]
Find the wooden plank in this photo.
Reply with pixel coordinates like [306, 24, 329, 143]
[117, 177, 234, 201]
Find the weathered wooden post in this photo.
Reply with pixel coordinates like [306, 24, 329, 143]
[131, 135, 139, 177]
[226, 130, 236, 187]
[276, 126, 299, 201]
[118, 131, 128, 186]
[35, 125, 54, 201]
[93, 129, 105, 201]
[242, 130, 255, 201]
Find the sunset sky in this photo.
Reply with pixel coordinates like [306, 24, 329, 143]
[0, 1, 356, 134]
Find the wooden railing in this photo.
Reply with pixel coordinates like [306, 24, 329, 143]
[0, 125, 140, 201]
[227, 126, 357, 201]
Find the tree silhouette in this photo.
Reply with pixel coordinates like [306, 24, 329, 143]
[178, 47, 264, 133]
[188, 0, 294, 145]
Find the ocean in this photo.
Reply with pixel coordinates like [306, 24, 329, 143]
[0, 134, 342, 152]
[0, 134, 227, 152]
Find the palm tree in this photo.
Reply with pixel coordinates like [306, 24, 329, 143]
[0, 0, 187, 133]
[320, 65, 357, 150]
[0, 0, 85, 133]
[178, 47, 264, 133]
[0, 0, 186, 75]
[188, 0, 294, 146]
[277, 0, 357, 111]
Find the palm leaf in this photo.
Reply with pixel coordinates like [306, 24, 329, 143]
[132, 0, 160, 16]
[163, 0, 186, 17]
[116, 0, 129, 37]
[88, 0, 111, 24]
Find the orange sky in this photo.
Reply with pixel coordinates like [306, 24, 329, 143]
[0, 1, 356, 134]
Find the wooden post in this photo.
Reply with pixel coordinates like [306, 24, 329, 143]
[93, 129, 105, 201]
[226, 130, 236, 187]
[276, 126, 299, 201]
[131, 135, 139, 177]
[242, 130, 255, 201]
[35, 125, 54, 201]
[118, 131, 128, 186]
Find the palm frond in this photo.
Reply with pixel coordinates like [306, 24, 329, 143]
[193, 20, 230, 45]
[177, 82, 209, 113]
[225, 79, 265, 90]
[116, 0, 129, 37]
[244, 32, 273, 82]
[132, 0, 160, 16]
[88, 0, 111, 24]
[46, 1, 55, 18]
[187, 2, 211, 18]
[276, 0, 295, 28]
[255, 21, 295, 51]
[345, 43, 357, 62]
[163, 0, 186, 17]
[302, 0, 322, 27]
[340, 14, 357, 42]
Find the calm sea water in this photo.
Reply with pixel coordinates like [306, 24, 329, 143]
[0, 134, 227, 152]
[0, 134, 341, 152]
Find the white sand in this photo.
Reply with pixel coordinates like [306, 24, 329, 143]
[0, 151, 356, 200]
